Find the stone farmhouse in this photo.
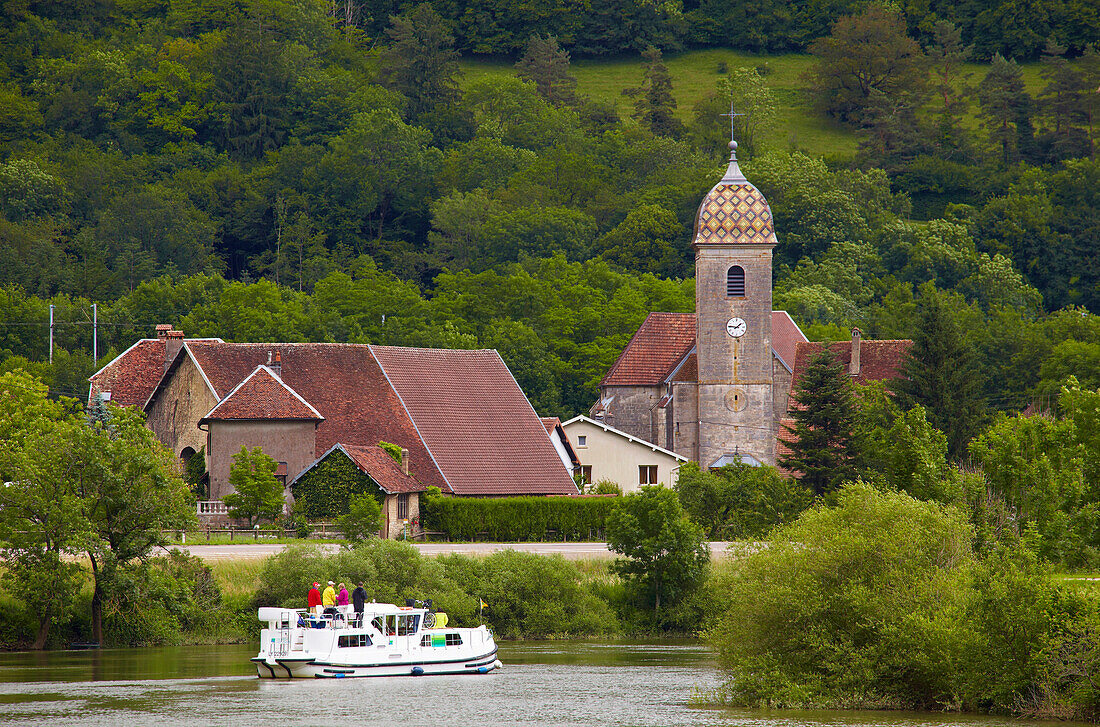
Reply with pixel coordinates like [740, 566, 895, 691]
[89, 333, 578, 534]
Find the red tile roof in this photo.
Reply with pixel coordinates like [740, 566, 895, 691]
[787, 338, 912, 411]
[340, 444, 426, 494]
[540, 417, 561, 434]
[371, 346, 579, 496]
[601, 313, 696, 387]
[670, 351, 697, 383]
[185, 342, 453, 494]
[541, 417, 581, 468]
[772, 311, 808, 371]
[88, 337, 223, 408]
[200, 366, 323, 422]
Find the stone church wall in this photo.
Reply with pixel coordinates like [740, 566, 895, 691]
[599, 385, 663, 444]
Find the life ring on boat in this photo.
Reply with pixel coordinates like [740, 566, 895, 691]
[423, 612, 436, 628]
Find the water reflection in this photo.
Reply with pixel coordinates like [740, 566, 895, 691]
[0, 642, 1084, 727]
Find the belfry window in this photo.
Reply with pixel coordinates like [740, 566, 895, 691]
[726, 266, 746, 297]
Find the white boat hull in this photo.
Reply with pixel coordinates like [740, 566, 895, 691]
[252, 651, 502, 679]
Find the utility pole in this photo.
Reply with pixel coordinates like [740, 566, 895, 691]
[49, 304, 54, 364]
[92, 303, 98, 365]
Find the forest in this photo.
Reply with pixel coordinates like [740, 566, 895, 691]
[2, 0, 1100, 423]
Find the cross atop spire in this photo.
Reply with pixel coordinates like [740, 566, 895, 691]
[718, 100, 747, 182]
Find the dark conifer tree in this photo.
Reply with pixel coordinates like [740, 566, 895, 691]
[377, 4, 461, 120]
[515, 34, 578, 107]
[778, 348, 859, 495]
[976, 54, 1033, 164]
[893, 291, 987, 461]
[926, 21, 974, 162]
[1037, 39, 1091, 160]
[623, 45, 682, 137]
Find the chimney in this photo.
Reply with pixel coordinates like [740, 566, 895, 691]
[849, 328, 862, 377]
[400, 447, 409, 475]
[155, 323, 172, 341]
[165, 330, 185, 370]
[271, 351, 282, 377]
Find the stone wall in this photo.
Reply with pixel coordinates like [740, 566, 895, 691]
[145, 354, 216, 462]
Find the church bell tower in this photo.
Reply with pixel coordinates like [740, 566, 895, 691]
[693, 139, 778, 467]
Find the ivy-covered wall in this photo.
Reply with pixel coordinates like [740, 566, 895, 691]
[291, 451, 384, 519]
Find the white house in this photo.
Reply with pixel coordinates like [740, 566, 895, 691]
[561, 415, 688, 494]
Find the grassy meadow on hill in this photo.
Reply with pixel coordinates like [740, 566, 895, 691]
[463, 50, 1049, 160]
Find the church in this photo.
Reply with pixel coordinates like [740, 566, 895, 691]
[591, 140, 909, 468]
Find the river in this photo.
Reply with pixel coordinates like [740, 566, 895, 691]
[0, 641, 1078, 727]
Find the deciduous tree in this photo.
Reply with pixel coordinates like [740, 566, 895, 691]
[224, 445, 285, 528]
[606, 485, 709, 616]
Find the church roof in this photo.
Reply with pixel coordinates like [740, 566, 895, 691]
[602, 311, 808, 387]
[787, 338, 912, 410]
[601, 312, 696, 387]
[692, 145, 777, 247]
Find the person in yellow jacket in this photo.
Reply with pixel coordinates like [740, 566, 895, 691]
[322, 580, 337, 616]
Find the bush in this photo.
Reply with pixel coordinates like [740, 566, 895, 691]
[421, 492, 616, 541]
[337, 494, 383, 542]
[675, 461, 812, 539]
[253, 541, 619, 638]
[439, 550, 619, 638]
[708, 482, 975, 709]
[102, 550, 222, 647]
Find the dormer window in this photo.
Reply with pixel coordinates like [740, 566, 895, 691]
[727, 266, 746, 297]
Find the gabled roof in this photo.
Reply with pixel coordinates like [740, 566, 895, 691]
[184, 342, 453, 494]
[88, 336, 221, 408]
[601, 312, 696, 387]
[602, 311, 809, 388]
[789, 339, 911, 392]
[371, 346, 578, 496]
[562, 415, 689, 462]
[771, 311, 808, 372]
[299, 443, 426, 495]
[199, 365, 323, 423]
[541, 416, 581, 469]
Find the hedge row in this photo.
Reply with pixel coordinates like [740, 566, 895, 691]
[420, 494, 618, 542]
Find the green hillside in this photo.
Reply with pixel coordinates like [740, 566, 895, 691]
[463, 50, 1050, 160]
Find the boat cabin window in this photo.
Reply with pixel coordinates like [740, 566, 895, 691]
[397, 614, 420, 635]
[371, 617, 383, 633]
[385, 615, 397, 635]
[421, 633, 463, 647]
[338, 634, 371, 648]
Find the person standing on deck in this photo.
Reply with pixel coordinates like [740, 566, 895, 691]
[308, 582, 322, 615]
[337, 583, 349, 607]
[352, 582, 367, 626]
[322, 580, 337, 616]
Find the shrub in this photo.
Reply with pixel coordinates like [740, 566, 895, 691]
[708, 482, 975, 709]
[337, 494, 383, 542]
[675, 461, 812, 539]
[421, 492, 616, 541]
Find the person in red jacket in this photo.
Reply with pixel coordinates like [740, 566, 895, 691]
[307, 582, 322, 615]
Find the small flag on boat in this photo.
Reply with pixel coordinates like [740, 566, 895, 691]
[479, 598, 488, 609]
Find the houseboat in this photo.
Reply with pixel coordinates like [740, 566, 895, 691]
[252, 600, 501, 678]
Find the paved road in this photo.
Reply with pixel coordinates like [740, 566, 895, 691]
[160, 541, 746, 561]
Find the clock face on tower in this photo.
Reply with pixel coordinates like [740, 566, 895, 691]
[726, 317, 747, 338]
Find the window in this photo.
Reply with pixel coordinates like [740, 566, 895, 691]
[580, 465, 592, 485]
[397, 614, 420, 635]
[639, 465, 658, 485]
[397, 493, 409, 519]
[385, 614, 397, 636]
[338, 634, 371, 648]
[577, 435, 587, 447]
[727, 266, 746, 297]
[422, 633, 462, 647]
[275, 462, 288, 488]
